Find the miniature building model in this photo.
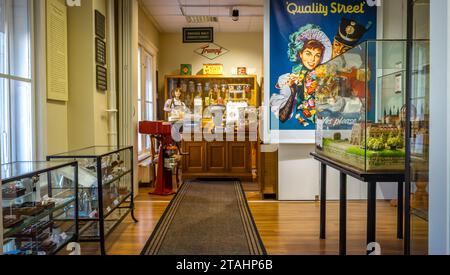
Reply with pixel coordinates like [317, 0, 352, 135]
[350, 122, 401, 147]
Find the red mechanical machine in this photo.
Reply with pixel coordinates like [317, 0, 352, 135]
[138, 121, 180, 195]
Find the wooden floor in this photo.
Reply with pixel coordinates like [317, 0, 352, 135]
[72, 187, 428, 255]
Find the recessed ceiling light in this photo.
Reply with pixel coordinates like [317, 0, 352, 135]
[185, 16, 218, 24]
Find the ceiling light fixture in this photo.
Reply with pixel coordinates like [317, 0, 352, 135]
[231, 8, 239, 22]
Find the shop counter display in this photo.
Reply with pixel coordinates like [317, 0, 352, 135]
[163, 74, 261, 187]
[1, 161, 78, 255]
[47, 146, 137, 255]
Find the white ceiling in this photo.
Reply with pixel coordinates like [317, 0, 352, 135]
[140, 0, 264, 33]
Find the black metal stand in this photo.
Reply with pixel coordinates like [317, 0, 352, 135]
[339, 172, 347, 255]
[320, 163, 327, 240]
[311, 152, 406, 255]
[48, 146, 138, 255]
[404, 0, 414, 256]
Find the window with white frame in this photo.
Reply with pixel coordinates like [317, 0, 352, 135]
[137, 46, 155, 156]
[0, 0, 33, 164]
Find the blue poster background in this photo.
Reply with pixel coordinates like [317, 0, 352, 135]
[269, 0, 377, 131]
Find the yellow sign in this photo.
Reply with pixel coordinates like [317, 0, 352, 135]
[203, 64, 223, 75]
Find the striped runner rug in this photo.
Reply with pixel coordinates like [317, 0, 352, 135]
[141, 180, 266, 255]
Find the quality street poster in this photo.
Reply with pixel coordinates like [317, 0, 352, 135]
[268, 0, 377, 141]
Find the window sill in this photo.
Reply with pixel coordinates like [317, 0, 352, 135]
[138, 152, 152, 162]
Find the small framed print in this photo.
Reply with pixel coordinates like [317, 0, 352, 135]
[96, 65, 107, 91]
[95, 10, 106, 39]
[95, 37, 106, 65]
[180, 64, 192, 75]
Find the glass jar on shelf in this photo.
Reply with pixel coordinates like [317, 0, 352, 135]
[194, 83, 203, 117]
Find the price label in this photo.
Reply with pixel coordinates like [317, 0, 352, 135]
[89, 210, 97, 218]
[60, 232, 68, 240]
[113, 199, 119, 206]
[106, 206, 111, 213]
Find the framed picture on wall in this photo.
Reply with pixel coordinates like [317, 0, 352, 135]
[264, 0, 377, 144]
[96, 65, 107, 91]
[95, 37, 106, 65]
[95, 10, 105, 39]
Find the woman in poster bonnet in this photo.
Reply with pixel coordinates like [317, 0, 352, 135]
[270, 24, 332, 126]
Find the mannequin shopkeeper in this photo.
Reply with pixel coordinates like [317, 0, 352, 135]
[164, 88, 186, 113]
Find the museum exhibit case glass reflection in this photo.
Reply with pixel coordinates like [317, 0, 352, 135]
[1, 161, 78, 255]
[314, 40, 413, 172]
[409, 39, 429, 254]
[47, 146, 136, 255]
[409, 0, 430, 255]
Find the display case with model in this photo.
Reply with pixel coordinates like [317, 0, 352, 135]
[314, 40, 418, 172]
[164, 74, 260, 187]
[47, 146, 137, 255]
[1, 161, 78, 255]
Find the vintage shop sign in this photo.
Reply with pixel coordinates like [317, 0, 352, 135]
[183, 27, 214, 43]
[203, 64, 224, 75]
[285, 0, 380, 16]
[194, 43, 229, 60]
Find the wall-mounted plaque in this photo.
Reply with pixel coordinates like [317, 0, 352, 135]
[95, 37, 106, 65]
[183, 27, 214, 43]
[96, 65, 107, 91]
[95, 10, 105, 39]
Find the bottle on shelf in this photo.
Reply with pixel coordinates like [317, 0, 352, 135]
[223, 84, 230, 103]
[218, 84, 227, 105]
[211, 83, 219, 105]
[194, 83, 203, 117]
[187, 81, 195, 109]
[204, 82, 211, 107]
[244, 84, 251, 101]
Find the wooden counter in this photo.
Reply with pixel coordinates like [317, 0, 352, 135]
[181, 132, 259, 188]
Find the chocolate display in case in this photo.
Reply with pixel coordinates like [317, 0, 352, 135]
[2, 186, 26, 199]
[1, 161, 78, 255]
[47, 146, 137, 255]
[3, 215, 25, 229]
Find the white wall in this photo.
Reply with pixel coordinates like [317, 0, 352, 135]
[67, 0, 110, 150]
[158, 32, 263, 90]
[429, 0, 450, 255]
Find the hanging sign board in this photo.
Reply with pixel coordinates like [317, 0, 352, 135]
[183, 27, 214, 43]
[194, 43, 229, 60]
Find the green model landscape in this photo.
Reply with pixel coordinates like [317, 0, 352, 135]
[321, 138, 405, 171]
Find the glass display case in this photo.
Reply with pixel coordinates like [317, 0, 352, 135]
[47, 146, 137, 255]
[314, 40, 410, 172]
[2, 161, 78, 255]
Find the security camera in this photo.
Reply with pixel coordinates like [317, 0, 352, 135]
[231, 8, 239, 21]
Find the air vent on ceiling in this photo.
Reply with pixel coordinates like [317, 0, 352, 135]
[185, 15, 218, 24]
